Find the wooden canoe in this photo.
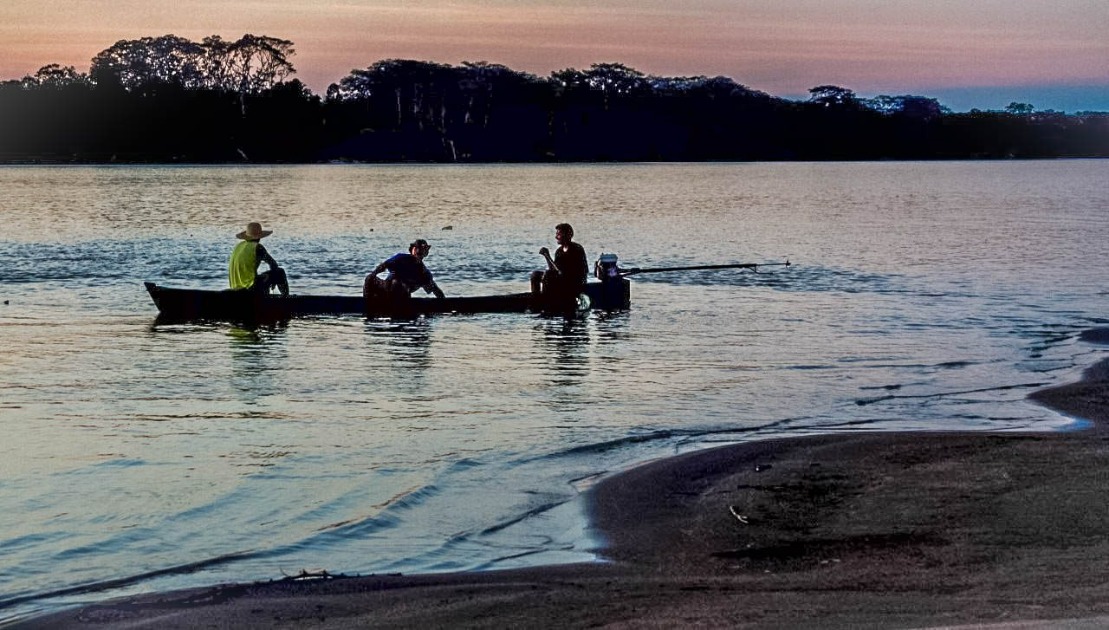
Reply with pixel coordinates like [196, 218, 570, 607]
[145, 279, 630, 322]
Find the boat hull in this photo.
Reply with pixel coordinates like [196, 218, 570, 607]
[145, 280, 630, 322]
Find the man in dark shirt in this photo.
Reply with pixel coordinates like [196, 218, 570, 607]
[364, 239, 445, 302]
[531, 223, 588, 305]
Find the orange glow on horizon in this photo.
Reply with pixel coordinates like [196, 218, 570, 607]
[1, 0, 1105, 106]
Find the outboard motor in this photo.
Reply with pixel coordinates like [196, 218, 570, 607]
[595, 253, 621, 280]
[587, 253, 631, 310]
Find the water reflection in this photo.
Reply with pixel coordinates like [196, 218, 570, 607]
[592, 310, 632, 344]
[365, 318, 433, 366]
[361, 318, 434, 401]
[226, 324, 288, 404]
[535, 316, 592, 386]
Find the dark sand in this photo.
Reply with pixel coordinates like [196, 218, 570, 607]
[16, 330, 1109, 629]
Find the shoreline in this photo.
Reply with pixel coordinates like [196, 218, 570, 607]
[14, 331, 1109, 629]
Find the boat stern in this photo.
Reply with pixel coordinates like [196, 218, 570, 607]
[585, 277, 631, 311]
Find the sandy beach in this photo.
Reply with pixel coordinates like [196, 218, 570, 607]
[15, 329, 1109, 629]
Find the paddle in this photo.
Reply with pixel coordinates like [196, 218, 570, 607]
[619, 261, 791, 277]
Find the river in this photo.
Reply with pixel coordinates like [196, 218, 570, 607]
[1, 161, 1107, 621]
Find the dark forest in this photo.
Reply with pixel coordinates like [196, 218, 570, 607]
[2, 34, 1106, 163]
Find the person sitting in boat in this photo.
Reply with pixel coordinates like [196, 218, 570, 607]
[364, 238, 446, 302]
[228, 222, 289, 296]
[530, 222, 588, 305]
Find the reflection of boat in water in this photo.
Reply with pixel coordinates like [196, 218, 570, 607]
[144, 278, 632, 323]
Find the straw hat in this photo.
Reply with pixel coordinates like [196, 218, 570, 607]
[236, 222, 272, 240]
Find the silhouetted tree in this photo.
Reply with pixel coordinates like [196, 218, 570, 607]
[865, 95, 946, 120]
[808, 85, 861, 108]
[224, 35, 296, 94]
[90, 34, 295, 98]
[22, 64, 92, 88]
[90, 35, 206, 92]
[451, 62, 548, 160]
[2, 39, 1107, 163]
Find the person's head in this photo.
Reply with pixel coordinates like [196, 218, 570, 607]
[555, 223, 574, 245]
[409, 238, 431, 259]
[237, 222, 272, 241]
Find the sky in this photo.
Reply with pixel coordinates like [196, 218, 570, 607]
[1, 0, 1107, 112]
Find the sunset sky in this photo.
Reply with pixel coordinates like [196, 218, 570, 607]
[2, 0, 1106, 112]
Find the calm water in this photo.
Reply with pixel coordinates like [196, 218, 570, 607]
[1, 162, 1108, 621]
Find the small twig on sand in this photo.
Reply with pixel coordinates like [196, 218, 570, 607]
[729, 505, 749, 524]
[281, 569, 336, 581]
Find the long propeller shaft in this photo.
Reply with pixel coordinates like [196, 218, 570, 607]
[620, 261, 790, 276]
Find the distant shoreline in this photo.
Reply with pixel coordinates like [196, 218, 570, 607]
[6, 61, 1107, 165]
[1, 155, 1106, 166]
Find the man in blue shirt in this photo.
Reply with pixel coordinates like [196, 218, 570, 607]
[364, 239, 445, 303]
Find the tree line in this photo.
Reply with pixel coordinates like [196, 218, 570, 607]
[2, 33, 1106, 163]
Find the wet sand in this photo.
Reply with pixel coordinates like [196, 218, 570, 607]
[16, 330, 1109, 629]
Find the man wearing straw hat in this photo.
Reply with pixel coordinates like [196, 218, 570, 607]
[228, 222, 289, 297]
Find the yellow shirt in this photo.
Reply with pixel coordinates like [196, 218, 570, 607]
[228, 240, 260, 289]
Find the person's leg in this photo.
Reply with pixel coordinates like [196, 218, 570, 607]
[384, 279, 410, 302]
[383, 279, 415, 318]
[254, 271, 272, 293]
[541, 278, 587, 314]
[255, 268, 289, 296]
[363, 274, 386, 299]
[270, 267, 289, 297]
[530, 270, 545, 296]
[363, 275, 390, 316]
